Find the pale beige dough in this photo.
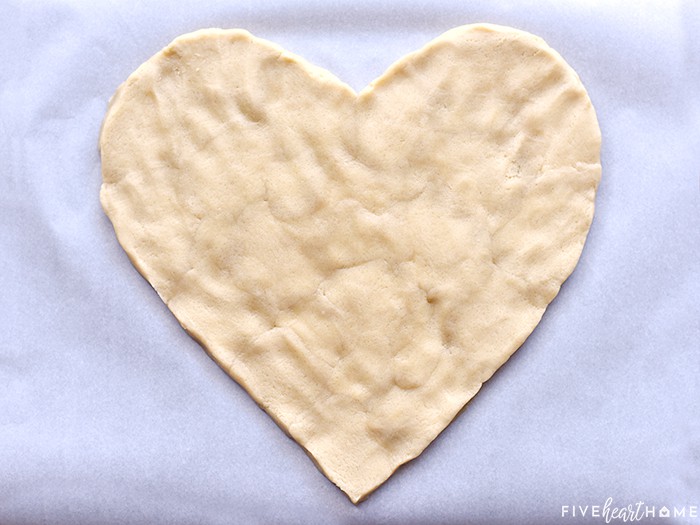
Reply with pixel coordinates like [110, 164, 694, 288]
[100, 24, 601, 502]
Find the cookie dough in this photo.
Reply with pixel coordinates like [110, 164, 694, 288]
[100, 24, 601, 502]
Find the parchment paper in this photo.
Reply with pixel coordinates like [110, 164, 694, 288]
[1, 0, 698, 523]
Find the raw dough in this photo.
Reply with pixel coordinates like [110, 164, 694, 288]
[100, 24, 601, 502]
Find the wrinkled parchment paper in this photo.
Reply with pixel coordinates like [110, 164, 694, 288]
[1, 1, 698, 523]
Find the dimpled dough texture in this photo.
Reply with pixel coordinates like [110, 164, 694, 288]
[100, 24, 601, 502]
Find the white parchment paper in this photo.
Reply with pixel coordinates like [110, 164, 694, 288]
[1, 1, 698, 523]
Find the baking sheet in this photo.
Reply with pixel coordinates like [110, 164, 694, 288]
[1, 0, 698, 523]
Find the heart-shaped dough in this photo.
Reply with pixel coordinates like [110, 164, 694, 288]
[100, 24, 600, 502]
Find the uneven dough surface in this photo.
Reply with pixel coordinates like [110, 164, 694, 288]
[100, 24, 601, 502]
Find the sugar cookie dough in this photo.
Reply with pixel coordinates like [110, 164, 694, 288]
[100, 24, 601, 502]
